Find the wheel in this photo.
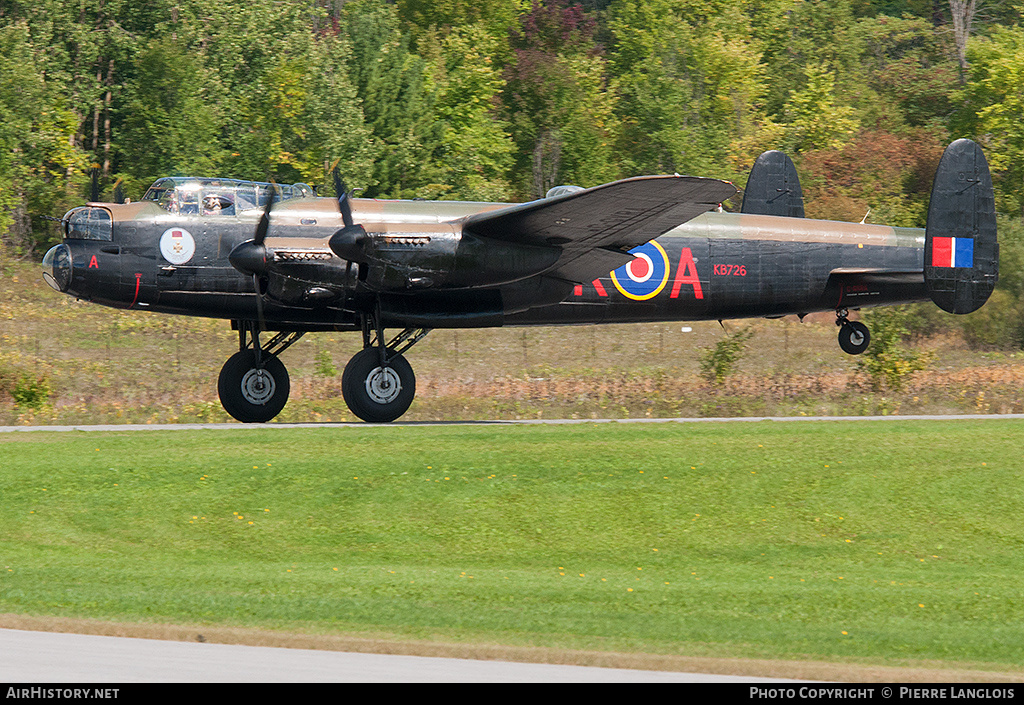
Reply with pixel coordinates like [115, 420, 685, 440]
[218, 350, 290, 423]
[341, 348, 416, 423]
[838, 321, 870, 355]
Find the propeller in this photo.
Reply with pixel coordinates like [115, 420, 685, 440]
[112, 179, 125, 204]
[228, 182, 277, 331]
[328, 167, 368, 262]
[90, 166, 100, 203]
[229, 183, 275, 277]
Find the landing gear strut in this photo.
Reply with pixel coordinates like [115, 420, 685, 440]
[341, 312, 430, 423]
[218, 322, 304, 422]
[835, 308, 870, 355]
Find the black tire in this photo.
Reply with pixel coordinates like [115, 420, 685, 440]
[218, 350, 290, 423]
[341, 348, 416, 423]
[838, 321, 870, 355]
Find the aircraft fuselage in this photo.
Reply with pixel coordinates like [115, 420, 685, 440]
[49, 199, 927, 330]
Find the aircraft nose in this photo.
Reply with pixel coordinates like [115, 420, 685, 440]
[42, 243, 72, 292]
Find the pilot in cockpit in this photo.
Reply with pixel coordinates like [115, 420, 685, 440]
[202, 194, 222, 215]
[202, 193, 235, 216]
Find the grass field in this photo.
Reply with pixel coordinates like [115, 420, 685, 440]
[3, 420, 1024, 677]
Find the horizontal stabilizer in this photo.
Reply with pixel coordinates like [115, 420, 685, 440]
[741, 150, 804, 218]
[924, 139, 998, 314]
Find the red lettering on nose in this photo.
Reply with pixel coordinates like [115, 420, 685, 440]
[88, 255, 99, 268]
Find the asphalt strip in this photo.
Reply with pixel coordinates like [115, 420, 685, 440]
[4, 414, 1024, 433]
[0, 628, 808, 683]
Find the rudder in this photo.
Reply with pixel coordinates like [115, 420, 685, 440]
[925, 138, 998, 314]
[741, 150, 805, 219]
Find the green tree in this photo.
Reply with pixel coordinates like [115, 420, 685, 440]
[700, 326, 754, 385]
[340, 0, 444, 198]
[300, 33, 377, 191]
[609, 0, 775, 184]
[396, 0, 524, 51]
[503, 0, 619, 196]
[780, 64, 861, 154]
[118, 37, 225, 185]
[854, 13, 958, 133]
[421, 24, 516, 200]
[955, 23, 1024, 217]
[0, 21, 88, 255]
[755, 0, 865, 118]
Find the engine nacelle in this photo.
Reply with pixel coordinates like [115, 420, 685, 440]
[330, 227, 560, 292]
[263, 259, 359, 308]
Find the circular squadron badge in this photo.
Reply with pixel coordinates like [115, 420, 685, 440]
[159, 228, 196, 265]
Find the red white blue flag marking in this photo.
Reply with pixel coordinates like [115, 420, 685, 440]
[932, 236, 973, 268]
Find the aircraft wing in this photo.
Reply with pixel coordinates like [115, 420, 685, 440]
[462, 175, 737, 283]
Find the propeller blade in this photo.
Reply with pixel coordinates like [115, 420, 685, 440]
[113, 180, 125, 205]
[254, 181, 276, 246]
[232, 181, 279, 329]
[333, 167, 353, 228]
[90, 167, 99, 202]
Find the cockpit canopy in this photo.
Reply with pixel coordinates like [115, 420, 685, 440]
[141, 177, 314, 216]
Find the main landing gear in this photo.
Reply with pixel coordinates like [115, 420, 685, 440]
[835, 308, 870, 355]
[342, 315, 430, 423]
[218, 322, 303, 423]
[217, 317, 431, 424]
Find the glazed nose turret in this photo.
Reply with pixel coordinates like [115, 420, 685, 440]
[42, 243, 72, 292]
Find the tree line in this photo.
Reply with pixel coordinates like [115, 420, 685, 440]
[1, 1, 1023, 327]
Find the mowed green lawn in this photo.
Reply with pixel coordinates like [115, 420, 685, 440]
[2, 420, 1024, 670]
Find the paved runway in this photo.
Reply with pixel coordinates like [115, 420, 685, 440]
[3, 414, 1023, 434]
[0, 629, 803, 683]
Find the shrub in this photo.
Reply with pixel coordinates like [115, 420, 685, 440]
[857, 307, 931, 391]
[959, 289, 1024, 349]
[700, 326, 754, 385]
[313, 350, 338, 377]
[11, 374, 51, 409]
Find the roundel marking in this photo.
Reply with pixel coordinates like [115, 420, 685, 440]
[159, 228, 196, 265]
[610, 241, 670, 300]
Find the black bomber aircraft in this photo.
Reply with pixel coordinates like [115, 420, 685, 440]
[42, 139, 997, 423]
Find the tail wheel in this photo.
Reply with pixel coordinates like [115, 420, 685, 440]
[838, 321, 870, 355]
[218, 349, 290, 423]
[342, 348, 415, 423]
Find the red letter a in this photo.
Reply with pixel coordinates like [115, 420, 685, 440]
[670, 247, 703, 299]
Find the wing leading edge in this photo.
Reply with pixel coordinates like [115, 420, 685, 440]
[462, 175, 737, 284]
